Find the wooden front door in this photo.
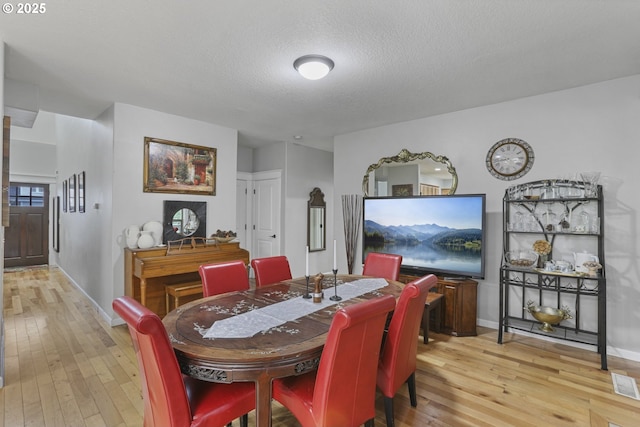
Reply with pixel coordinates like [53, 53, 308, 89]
[3, 182, 49, 268]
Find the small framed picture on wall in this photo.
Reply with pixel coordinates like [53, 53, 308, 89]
[78, 171, 85, 213]
[69, 174, 76, 213]
[63, 180, 68, 212]
[53, 196, 60, 252]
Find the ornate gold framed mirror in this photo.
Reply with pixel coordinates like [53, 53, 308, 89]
[362, 148, 458, 197]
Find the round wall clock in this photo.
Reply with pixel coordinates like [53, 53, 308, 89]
[485, 138, 534, 180]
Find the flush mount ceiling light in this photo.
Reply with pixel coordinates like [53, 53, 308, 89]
[293, 55, 334, 80]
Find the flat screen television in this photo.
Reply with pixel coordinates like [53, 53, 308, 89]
[363, 194, 486, 279]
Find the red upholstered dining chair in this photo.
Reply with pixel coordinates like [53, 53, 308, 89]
[112, 296, 255, 427]
[377, 274, 438, 427]
[362, 252, 403, 281]
[199, 260, 249, 297]
[250, 255, 292, 287]
[273, 295, 396, 427]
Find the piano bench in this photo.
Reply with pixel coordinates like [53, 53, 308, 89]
[165, 281, 203, 313]
[421, 292, 443, 344]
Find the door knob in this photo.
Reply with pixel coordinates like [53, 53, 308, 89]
[270, 234, 276, 238]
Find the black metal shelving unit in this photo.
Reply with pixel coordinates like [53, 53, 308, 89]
[497, 179, 607, 370]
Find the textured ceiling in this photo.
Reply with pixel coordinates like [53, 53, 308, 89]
[2, 1, 640, 151]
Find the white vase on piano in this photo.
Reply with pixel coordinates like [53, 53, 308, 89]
[143, 220, 164, 246]
[125, 225, 140, 249]
[137, 231, 155, 249]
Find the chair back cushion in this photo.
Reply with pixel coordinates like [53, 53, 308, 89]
[362, 252, 403, 281]
[113, 296, 191, 427]
[199, 260, 249, 297]
[377, 274, 438, 397]
[313, 295, 396, 426]
[250, 256, 292, 287]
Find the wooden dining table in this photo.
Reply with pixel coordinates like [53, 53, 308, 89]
[162, 274, 404, 427]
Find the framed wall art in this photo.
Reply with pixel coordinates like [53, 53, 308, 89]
[143, 137, 217, 196]
[69, 174, 76, 212]
[52, 196, 60, 252]
[63, 179, 68, 212]
[392, 184, 413, 197]
[78, 171, 85, 213]
[3, 116, 10, 227]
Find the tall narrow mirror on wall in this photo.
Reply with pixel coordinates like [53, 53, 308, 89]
[308, 187, 326, 252]
[362, 148, 458, 197]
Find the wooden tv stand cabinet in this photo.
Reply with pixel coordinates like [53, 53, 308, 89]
[399, 274, 477, 337]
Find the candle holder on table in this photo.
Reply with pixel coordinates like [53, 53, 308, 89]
[303, 275, 312, 299]
[330, 268, 342, 301]
[313, 273, 324, 303]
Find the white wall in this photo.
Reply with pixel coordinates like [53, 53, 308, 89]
[249, 141, 335, 277]
[40, 103, 239, 321]
[110, 104, 239, 316]
[253, 142, 285, 172]
[9, 112, 57, 145]
[334, 74, 640, 361]
[55, 113, 109, 313]
[237, 145, 253, 173]
[8, 140, 56, 179]
[285, 143, 334, 277]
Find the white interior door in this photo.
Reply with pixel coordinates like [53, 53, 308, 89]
[236, 176, 251, 253]
[252, 174, 281, 259]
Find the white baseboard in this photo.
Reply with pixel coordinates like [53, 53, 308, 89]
[56, 266, 121, 327]
[477, 319, 640, 363]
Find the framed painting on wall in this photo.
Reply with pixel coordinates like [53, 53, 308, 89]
[52, 196, 60, 252]
[63, 180, 68, 212]
[78, 171, 85, 213]
[392, 184, 413, 196]
[3, 116, 10, 227]
[69, 174, 76, 213]
[143, 137, 217, 196]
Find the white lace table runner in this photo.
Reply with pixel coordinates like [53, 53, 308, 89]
[203, 277, 388, 339]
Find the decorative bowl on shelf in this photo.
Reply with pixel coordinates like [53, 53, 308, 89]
[525, 301, 572, 332]
[212, 236, 236, 243]
[505, 250, 538, 268]
[210, 229, 237, 244]
[582, 260, 602, 277]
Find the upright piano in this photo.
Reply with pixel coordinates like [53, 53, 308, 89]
[124, 240, 249, 317]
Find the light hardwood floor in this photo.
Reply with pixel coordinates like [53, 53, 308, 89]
[2, 266, 639, 426]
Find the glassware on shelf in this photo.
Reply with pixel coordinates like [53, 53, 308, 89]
[513, 209, 524, 231]
[541, 180, 558, 200]
[575, 210, 591, 233]
[508, 185, 521, 201]
[560, 202, 571, 232]
[524, 211, 538, 232]
[542, 208, 557, 232]
[559, 183, 570, 199]
[580, 171, 601, 197]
